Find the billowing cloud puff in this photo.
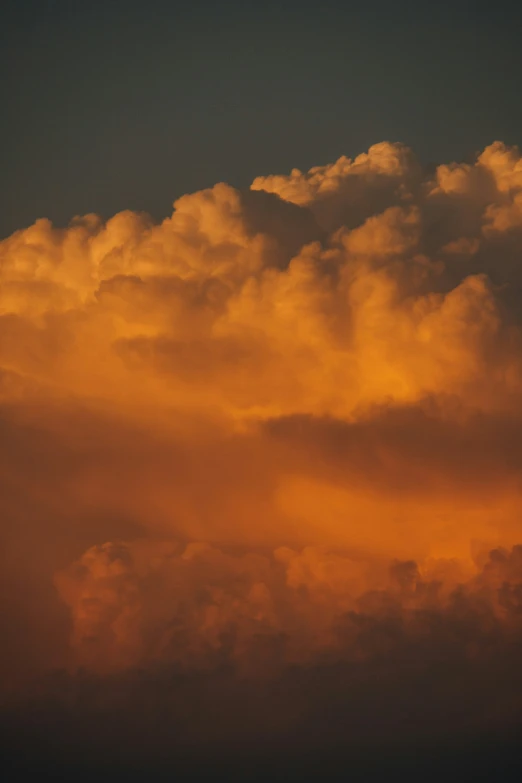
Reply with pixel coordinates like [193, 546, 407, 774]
[52, 538, 522, 675]
[2, 139, 522, 423]
[3, 141, 522, 773]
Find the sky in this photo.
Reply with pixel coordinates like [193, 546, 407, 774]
[3, 1, 522, 781]
[2, 0, 522, 240]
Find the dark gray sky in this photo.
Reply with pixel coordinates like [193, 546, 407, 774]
[2, 0, 521, 239]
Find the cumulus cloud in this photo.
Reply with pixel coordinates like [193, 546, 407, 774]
[51, 538, 522, 674]
[3, 140, 522, 772]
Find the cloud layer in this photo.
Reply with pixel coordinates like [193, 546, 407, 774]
[3, 140, 522, 770]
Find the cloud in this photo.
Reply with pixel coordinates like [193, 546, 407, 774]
[3, 140, 522, 770]
[50, 533, 522, 676]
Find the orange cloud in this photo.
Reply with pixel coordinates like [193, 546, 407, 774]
[3, 141, 522, 769]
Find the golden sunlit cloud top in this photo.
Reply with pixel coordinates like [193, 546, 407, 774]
[2, 141, 522, 422]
